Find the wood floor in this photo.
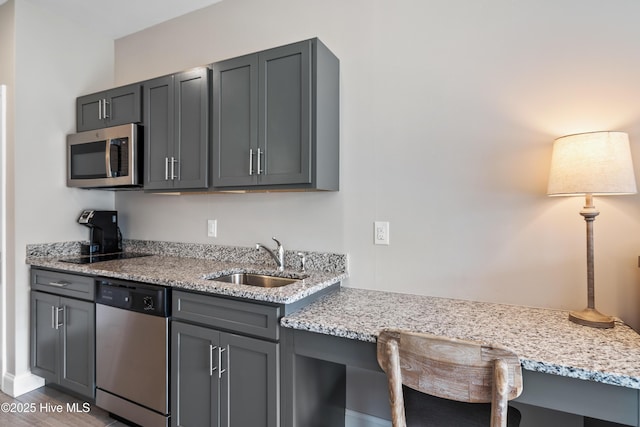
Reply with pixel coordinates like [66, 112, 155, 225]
[0, 386, 127, 426]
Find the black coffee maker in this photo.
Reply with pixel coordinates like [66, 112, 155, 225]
[78, 210, 121, 255]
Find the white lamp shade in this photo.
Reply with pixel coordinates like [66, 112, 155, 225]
[547, 131, 637, 196]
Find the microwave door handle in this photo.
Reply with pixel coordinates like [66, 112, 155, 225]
[105, 140, 112, 178]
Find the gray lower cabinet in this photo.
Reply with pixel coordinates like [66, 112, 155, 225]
[211, 38, 339, 191]
[171, 291, 280, 427]
[144, 67, 210, 191]
[76, 83, 142, 132]
[172, 322, 279, 427]
[30, 291, 95, 399]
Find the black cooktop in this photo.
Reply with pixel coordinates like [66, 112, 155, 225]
[60, 252, 151, 264]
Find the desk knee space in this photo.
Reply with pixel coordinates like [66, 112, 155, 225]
[284, 329, 640, 427]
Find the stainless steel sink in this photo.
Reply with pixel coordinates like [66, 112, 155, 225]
[209, 273, 306, 288]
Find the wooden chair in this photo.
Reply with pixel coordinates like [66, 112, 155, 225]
[377, 329, 523, 427]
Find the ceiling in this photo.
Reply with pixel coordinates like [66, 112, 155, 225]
[26, 0, 224, 39]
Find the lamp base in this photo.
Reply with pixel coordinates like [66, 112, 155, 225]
[569, 308, 614, 329]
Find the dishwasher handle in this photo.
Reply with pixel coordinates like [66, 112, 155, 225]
[96, 279, 171, 317]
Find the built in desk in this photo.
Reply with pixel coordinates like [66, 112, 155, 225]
[281, 288, 640, 426]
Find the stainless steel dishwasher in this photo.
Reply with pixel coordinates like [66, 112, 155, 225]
[95, 278, 171, 427]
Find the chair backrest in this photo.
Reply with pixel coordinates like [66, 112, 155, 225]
[377, 329, 523, 427]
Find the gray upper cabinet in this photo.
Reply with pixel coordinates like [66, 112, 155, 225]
[144, 74, 174, 190]
[144, 67, 210, 191]
[211, 54, 258, 188]
[76, 83, 142, 132]
[259, 42, 311, 187]
[211, 38, 339, 191]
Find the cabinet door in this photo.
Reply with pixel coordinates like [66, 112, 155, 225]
[258, 40, 312, 186]
[144, 75, 175, 190]
[76, 84, 141, 132]
[212, 54, 259, 188]
[76, 92, 105, 132]
[106, 84, 142, 128]
[30, 291, 60, 383]
[59, 297, 95, 398]
[172, 322, 219, 427]
[220, 332, 279, 427]
[174, 68, 209, 190]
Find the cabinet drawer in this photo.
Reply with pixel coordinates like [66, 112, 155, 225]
[31, 269, 95, 301]
[173, 291, 280, 340]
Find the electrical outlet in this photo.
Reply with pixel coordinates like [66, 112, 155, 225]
[374, 221, 390, 245]
[207, 219, 217, 238]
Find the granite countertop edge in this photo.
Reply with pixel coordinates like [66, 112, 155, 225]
[26, 242, 640, 390]
[279, 288, 640, 390]
[26, 255, 347, 305]
[280, 317, 640, 389]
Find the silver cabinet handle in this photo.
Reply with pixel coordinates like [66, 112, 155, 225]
[51, 305, 64, 330]
[209, 345, 227, 378]
[249, 149, 254, 176]
[98, 99, 109, 120]
[257, 148, 263, 175]
[57, 307, 64, 329]
[51, 305, 65, 329]
[218, 347, 226, 379]
[170, 157, 177, 180]
[209, 344, 216, 376]
[164, 157, 178, 181]
[48, 280, 70, 287]
[164, 157, 169, 181]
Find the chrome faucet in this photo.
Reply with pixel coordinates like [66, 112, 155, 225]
[256, 237, 285, 272]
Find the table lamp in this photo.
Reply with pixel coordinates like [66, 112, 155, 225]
[547, 131, 637, 328]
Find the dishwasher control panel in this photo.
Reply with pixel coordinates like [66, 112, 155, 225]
[96, 279, 170, 317]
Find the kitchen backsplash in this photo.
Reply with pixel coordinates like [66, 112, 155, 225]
[26, 239, 348, 274]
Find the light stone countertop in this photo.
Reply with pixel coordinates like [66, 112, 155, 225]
[280, 287, 640, 390]
[26, 240, 347, 305]
[27, 240, 640, 390]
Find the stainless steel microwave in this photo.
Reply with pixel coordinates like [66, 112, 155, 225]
[67, 123, 142, 189]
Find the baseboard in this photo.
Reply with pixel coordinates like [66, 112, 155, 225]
[2, 372, 44, 397]
[345, 409, 391, 427]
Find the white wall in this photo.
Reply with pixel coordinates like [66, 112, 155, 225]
[0, 0, 114, 396]
[0, 0, 15, 393]
[114, 0, 640, 329]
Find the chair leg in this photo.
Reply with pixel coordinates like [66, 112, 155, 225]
[385, 340, 407, 427]
[491, 359, 509, 427]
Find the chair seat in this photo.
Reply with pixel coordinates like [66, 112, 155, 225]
[403, 386, 522, 427]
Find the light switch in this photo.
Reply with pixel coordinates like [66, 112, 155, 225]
[207, 219, 217, 238]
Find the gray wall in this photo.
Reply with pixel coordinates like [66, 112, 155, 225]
[114, 0, 640, 329]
